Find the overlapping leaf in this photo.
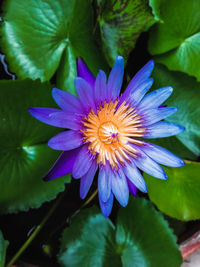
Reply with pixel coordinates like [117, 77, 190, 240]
[58, 198, 182, 267]
[0, 80, 70, 213]
[148, 0, 200, 81]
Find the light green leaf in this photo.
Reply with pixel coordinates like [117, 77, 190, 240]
[145, 161, 200, 221]
[58, 198, 182, 267]
[148, 0, 163, 21]
[148, 0, 200, 80]
[152, 64, 200, 157]
[1, 0, 107, 91]
[0, 231, 9, 267]
[0, 80, 70, 213]
[98, 0, 155, 65]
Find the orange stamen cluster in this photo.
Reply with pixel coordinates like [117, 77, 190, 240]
[81, 100, 146, 169]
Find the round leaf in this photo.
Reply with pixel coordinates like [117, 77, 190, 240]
[58, 198, 182, 267]
[148, 0, 200, 80]
[1, 0, 107, 89]
[144, 161, 200, 221]
[0, 80, 70, 213]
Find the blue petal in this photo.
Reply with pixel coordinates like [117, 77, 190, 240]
[122, 78, 153, 106]
[107, 56, 124, 99]
[123, 162, 147, 192]
[121, 60, 154, 103]
[95, 70, 107, 104]
[48, 130, 83, 151]
[43, 148, 81, 181]
[126, 178, 137, 196]
[132, 145, 167, 180]
[145, 121, 185, 138]
[111, 169, 129, 207]
[138, 87, 173, 110]
[98, 166, 111, 202]
[52, 88, 83, 113]
[142, 143, 185, 167]
[49, 111, 81, 130]
[99, 192, 114, 217]
[142, 107, 177, 126]
[72, 145, 94, 179]
[76, 58, 95, 89]
[29, 107, 62, 126]
[75, 77, 96, 112]
[80, 161, 98, 199]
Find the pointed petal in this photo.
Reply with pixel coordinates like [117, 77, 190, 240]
[107, 56, 124, 99]
[75, 77, 96, 112]
[121, 60, 154, 103]
[98, 166, 111, 202]
[111, 169, 129, 207]
[95, 70, 107, 103]
[132, 145, 167, 180]
[142, 107, 177, 126]
[126, 178, 137, 196]
[80, 161, 98, 199]
[138, 87, 173, 110]
[49, 111, 81, 130]
[43, 148, 81, 181]
[123, 162, 147, 193]
[76, 58, 95, 88]
[142, 143, 185, 167]
[48, 130, 83, 151]
[29, 107, 62, 127]
[99, 192, 114, 218]
[72, 145, 94, 179]
[145, 121, 185, 138]
[52, 88, 83, 113]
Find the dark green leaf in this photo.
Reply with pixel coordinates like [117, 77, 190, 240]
[58, 198, 182, 266]
[0, 231, 9, 267]
[152, 64, 200, 157]
[98, 0, 155, 65]
[144, 161, 200, 221]
[1, 0, 107, 91]
[0, 80, 70, 213]
[148, 0, 200, 80]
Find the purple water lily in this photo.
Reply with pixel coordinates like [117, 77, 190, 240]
[29, 56, 185, 217]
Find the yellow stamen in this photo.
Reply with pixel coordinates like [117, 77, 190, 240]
[81, 100, 145, 169]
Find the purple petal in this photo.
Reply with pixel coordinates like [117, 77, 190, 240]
[138, 87, 173, 110]
[72, 145, 94, 179]
[98, 165, 111, 202]
[123, 162, 147, 193]
[144, 121, 185, 138]
[75, 77, 96, 112]
[48, 130, 83, 151]
[126, 178, 137, 196]
[29, 107, 62, 127]
[49, 111, 81, 130]
[99, 192, 114, 217]
[111, 169, 129, 207]
[121, 60, 154, 103]
[76, 58, 95, 89]
[142, 107, 177, 126]
[132, 145, 167, 180]
[52, 88, 83, 113]
[107, 56, 124, 100]
[43, 148, 81, 181]
[80, 161, 98, 199]
[94, 70, 107, 104]
[142, 142, 185, 167]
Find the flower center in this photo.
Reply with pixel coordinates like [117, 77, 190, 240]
[81, 100, 146, 169]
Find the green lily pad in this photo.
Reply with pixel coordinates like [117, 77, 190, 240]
[98, 0, 155, 65]
[58, 198, 182, 267]
[145, 161, 200, 221]
[152, 64, 200, 157]
[0, 231, 9, 267]
[1, 0, 107, 92]
[148, 0, 200, 81]
[0, 80, 70, 213]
